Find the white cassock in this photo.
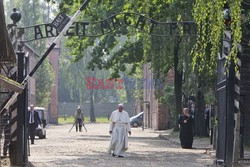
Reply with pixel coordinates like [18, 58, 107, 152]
[108, 110, 131, 156]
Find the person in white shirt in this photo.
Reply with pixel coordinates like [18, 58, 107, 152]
[108, 103, 131, 157]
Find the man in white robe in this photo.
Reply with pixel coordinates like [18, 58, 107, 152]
[108, 103, 131, 157]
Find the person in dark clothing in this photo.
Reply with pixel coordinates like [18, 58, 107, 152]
[28, 105, 41, 144]
[204, 104, 210, 136]
[74, 105, 84, 132]
[178, 108, 194, 149]
[1, 109, 10, 156]
[190, 103, 196, 119]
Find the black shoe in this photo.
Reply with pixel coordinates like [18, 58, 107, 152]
[31, 142, 34, 144]
[112, 153, 115, 157]
[118, 155, 124, 158]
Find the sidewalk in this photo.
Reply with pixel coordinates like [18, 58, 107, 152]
[157, 129, 212, 149]
[154, 128, 216, 159]
[153, 129, 250, 167]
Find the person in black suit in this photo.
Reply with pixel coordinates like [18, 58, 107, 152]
[28, 105, 41, 144]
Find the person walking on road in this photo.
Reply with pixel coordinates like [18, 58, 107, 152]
[178, 108, 194, 149]
[28, 104, 41, 144]
[108, 103, 131, 157]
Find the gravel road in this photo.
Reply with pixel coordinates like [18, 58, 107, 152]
[27, 123, 214, 167]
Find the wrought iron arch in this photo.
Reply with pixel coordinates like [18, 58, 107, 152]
[19, 12, 197, 42]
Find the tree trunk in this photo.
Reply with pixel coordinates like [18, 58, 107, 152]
[174, 37, 183, 131]
[125, 81, 134, 103]
[90, 89, 96, 122]
[195, 89, 207, 136]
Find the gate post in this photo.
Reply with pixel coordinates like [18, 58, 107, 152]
[226, 57, 236, 166]
[23, 53, 29, 163]
[216, 30, 235, 166]
[9, 50, 27, 166]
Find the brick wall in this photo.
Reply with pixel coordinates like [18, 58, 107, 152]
[158, 103, 170, 130]
[143, 63, 173, 130]
[23, 44, 38, 106]
[48, 45, 60, 124]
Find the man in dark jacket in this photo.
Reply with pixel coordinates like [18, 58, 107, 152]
[28, 105, 41, 144]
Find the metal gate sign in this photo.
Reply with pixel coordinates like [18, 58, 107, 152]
[51, 12, 70, 32]
[19, 12, 197, 42]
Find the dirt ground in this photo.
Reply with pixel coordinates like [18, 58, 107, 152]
[26, 123, 215, 167]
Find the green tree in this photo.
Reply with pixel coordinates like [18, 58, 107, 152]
[49, 0, 242, 135]
[36, 59, 54, 106]
[59, 44, 128, 122]
[192, 0, 242, 71]
[53, 0, 196, 128]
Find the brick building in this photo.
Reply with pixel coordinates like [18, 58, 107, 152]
[143, 63, 174, 130]
[0, 0, 17, 105]
[48, 44, 60, 124]
[0, 5, 37, 108]
[0, 43, 39, 107]
[23, 43, 38, 106]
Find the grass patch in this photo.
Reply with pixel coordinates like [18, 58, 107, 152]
[58, 116, 109, 124]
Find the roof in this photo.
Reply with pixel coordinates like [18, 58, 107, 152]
[0, 74, 24, 93]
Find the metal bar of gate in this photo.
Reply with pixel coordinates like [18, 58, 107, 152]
[23, 54, 29, 162]
[0, 0, 91, 114]
[14, 51, 25, 165]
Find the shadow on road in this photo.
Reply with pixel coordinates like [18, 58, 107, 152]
[25, 161, 36, 167]
[35, 148, 213, 167]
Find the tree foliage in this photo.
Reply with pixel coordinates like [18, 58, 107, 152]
[45, 0, 245, 132]
[58, 45, 122, 104]
[36, 60, 54, 106]
[192, 0, 242, 72]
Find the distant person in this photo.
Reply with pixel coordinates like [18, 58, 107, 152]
[204, 104, 210, 136]
[28, 105, 41, 144]
[190, 103, 196, 119]
[178, 108, 194, 149]
[190, 103, 196, 133]
[1, 108, 10, 156]
[74, 105, 84, 132]
[108, 103, 131, 157]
